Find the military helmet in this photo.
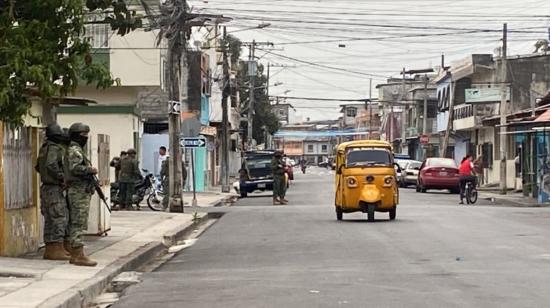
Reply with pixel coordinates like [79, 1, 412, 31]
[68, 122, 90, 135]
[127, 149, 137, 155]
[45, 123, 63, 138]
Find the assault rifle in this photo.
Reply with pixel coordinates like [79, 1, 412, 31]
[91, 174, 112, 213]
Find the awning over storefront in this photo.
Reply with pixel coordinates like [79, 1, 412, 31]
[535, 109, 550, 122]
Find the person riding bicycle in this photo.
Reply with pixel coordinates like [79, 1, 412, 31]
[458, 155, 476, 205]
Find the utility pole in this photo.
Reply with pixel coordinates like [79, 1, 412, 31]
[242, 41, 274, 149]
[422, 74, 429, 160]
[369, 78, 373, 139]
[220, 26, 230, 193]
[247, 40, 256, 149]
[500, 23, 508, 194]
[441, 83, 454, 158]
[155, 0, 227, 211]
[165, 7, 185, 213]
[402, 68, 408, 150]
[266, 63, 270, 100]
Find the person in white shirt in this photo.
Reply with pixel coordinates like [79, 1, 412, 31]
[158, 146, 168, 177]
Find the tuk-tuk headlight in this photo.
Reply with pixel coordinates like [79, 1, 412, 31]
[347, 176, 358, 188]
[383, 176, 393, 187]
[366, 175, 375, 183]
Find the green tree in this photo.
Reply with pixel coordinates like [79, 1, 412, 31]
[237, 62, 281, 143]
[223, 34, 280, 143]
[0, 0, 141, 126]
[226, 35, 279, 144]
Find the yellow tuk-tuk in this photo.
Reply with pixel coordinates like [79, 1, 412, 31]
[334, 140, 399, 222]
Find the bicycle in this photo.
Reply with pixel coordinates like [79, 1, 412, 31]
[464, 179, 478, 204]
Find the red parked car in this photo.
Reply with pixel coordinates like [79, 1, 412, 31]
[416, 158, 460, 193]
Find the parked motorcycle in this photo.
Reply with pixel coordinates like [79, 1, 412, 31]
[110, 169, 164, 211]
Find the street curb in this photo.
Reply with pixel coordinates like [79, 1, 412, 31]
[163, 213, 209, 247]
[207, 195, 237, 207]
[481, 196, 549, 208]
[38, 213, 211, 308]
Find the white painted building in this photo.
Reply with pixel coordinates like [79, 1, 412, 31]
[58, 6, 164, 180]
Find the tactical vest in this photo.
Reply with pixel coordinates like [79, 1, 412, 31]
[64, 142, 92, 184]
[36, 141, 64, 185]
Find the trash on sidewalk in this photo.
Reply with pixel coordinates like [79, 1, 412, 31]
[109, 271, 142, 293]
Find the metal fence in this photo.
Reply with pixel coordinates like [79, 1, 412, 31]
[2, 126, 33, 209]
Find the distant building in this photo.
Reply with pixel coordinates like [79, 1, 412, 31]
[273, 120, 339, 162]
[271, 103, 298, 125]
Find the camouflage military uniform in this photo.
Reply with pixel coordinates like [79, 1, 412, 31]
[118, 153, 142, 209]
[65, 141, 94, 249]
[271, 156, 286, 200]
[36, 140, 67, 243]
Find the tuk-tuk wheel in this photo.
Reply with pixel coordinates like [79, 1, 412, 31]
[367, 204, 375, 222]
[389, 208, 396, 220]
[336, 208, 343, 221]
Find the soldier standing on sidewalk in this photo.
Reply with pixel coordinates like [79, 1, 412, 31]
[35, 123, 71, 261]
[65, 123, 97, 267]
[271, 150, 288, 205]
[118, 149, 143, 210]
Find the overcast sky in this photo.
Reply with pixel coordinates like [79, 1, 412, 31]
[188, 0, 550, 121]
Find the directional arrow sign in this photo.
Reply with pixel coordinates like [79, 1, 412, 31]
[180, 137, 206, 148]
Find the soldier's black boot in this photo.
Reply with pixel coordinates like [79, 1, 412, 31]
[70, 246, 98, 267]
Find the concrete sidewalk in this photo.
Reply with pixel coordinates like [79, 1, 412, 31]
[479, 190, 548, 207]
[0, 193, 227, 308]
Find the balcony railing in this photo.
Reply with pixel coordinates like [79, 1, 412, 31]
[406, 118, 436, 138]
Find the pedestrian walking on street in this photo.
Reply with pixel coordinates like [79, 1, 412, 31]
[35, 123, 71, 261]
[65, 122, 98, 266]
[458, 155, 476, 205]
[118, 149, 143, 210]
[271, 150, 288, 205]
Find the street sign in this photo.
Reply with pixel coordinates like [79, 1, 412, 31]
[180, 137, 206, 148]
[465, 88, 509, 104]
[168, 100, 181, 114]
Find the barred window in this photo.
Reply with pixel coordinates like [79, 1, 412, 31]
[84, 14, 110, 48]
[2, 126, 33, 209]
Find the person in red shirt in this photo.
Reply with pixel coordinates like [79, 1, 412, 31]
[458, 155, 476, 204]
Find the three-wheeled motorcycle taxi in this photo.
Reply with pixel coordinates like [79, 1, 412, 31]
[334, 140, 399, 222]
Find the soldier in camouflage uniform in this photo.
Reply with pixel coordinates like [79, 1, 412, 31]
[271, 150, 288, 205]
[118, 149, 142, 210]
[35, 123, 71, 260]
[65, 123, 97, 267]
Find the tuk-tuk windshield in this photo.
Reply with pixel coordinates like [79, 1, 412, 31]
[346, 148, 393, 168]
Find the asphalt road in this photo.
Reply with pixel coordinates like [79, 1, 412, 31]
[115, 167, 550, 308]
